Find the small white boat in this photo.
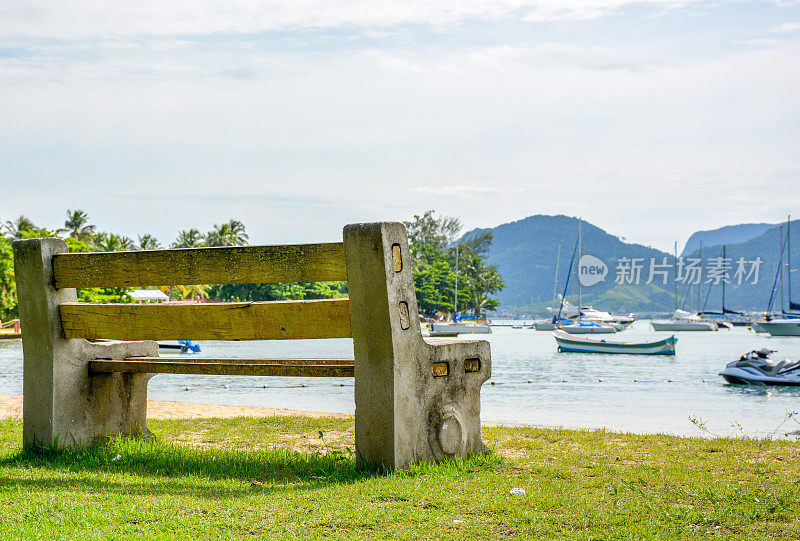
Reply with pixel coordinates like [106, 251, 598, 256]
[557, 321, 618, 334]
[758, 319, 800, 337]
[579, 305, 636, 328]
[651, 310, 718, 331]
[429, 322, 492, 335]
[535, 316, 572, 331]
[553, 330, 677, 355]
[547, 301, 634, 329]
[427, 329, 460, 337]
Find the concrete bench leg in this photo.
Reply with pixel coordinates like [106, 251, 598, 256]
[13, 238, 157, 448]
[344, 222, 491, 469]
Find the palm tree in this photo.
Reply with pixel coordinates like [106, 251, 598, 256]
[204, 223, 228, 247]
[161, 284, 187, 300]
[58, 209, 96, 242]
[98, 234, 135, 252]
[172, 229, 204, 248]
[183, 284, 210, 301]
[91, 231, 108, 248]
[225, 219, 248, 246]
[206, 220, 248, 247]
[3, 216, 37, 239]
[136, 234, 161, 250]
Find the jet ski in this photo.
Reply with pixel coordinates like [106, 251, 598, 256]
[720, 348, 800, 386]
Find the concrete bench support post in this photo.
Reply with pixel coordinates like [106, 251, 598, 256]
[12, 238, 157, 448]
[343, 222, 491, 470]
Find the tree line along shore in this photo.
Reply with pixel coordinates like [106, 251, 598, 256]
[0, 209, 504, 324]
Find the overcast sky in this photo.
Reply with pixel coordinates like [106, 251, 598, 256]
[1, 1, 798, 252]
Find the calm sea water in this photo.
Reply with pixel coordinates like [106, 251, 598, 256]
[2, 321, 800, 438]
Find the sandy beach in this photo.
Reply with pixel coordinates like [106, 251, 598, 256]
[0, 394, 352, 420]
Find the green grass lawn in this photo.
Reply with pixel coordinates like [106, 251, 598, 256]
[0, 416, 798, 539]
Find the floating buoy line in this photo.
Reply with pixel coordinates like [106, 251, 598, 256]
[175, 378, 713, 392]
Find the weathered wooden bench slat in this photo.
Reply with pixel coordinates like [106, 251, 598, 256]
[53, 242, 347, 288]
[111, 357, 355, 366]
[60, 299, 353, 340]
[90, 359, 354, 377]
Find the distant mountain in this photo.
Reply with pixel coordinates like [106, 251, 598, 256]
[460, 215, 675, 314]
[681, 223, 775, 257]
[461, 215, 797, 315]
[682, 220, 799, 312]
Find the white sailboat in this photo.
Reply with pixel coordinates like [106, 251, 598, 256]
[651, 309, 718, 331]
[429, 244, 492, 336]
[578, 305, 635, 330]
[542, 300, 632, 330]
[759, 320, 800, 336]
[534, 243, 563, 330]
[556, 219, 618, 334]
[537, 219, 622, 333]
[756, 216, 800, 337]
[752, 216, 800, 336]
[651, 241, 718, 331]
[558, 321, 618, 334]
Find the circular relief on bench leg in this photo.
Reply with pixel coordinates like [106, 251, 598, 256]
[438, 414, 464, 456]
[429, 404, 467, 458]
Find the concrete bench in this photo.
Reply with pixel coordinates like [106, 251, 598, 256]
[13, 222, 491, 469]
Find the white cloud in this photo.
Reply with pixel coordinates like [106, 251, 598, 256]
[0, 0, 696, 40]
[0, 1, 798, 252]
[770, 21, 800, 33]
[2, 38, 798, 251]
[521, 0, 692, 21]
[410, 185, 501, 195]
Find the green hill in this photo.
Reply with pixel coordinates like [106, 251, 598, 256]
[461, 215, 674, 314]
[462, 215, 797, 315]
[682, 220, 799, 312]
[681, 223, 776, 257]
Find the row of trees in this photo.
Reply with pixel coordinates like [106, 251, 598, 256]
[0, 209, 504, 322]
[405, 210, 504, 317]
[2, 211, 249, 251]
[0, 210, 345, 320]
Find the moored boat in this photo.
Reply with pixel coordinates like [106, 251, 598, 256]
[651, 310, 718, 331]
[553, 330, 677, 355]
[752, 322, 768, 333]
[557, 321, 618, 334]
[533, 320, 556, 331]
[758, 319, 800, 337]
[578, 305, 636, 328]
[755, 217, 800, 337]
[534, 316, 573, 331]
[430, 321, 492, 335]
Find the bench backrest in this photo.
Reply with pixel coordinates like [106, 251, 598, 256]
[53, 242, 350, 341]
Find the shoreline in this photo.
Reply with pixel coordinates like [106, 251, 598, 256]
[0, 394, 353, 421]
[0, 393, 546, 429]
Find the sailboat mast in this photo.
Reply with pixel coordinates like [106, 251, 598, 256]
[789, 215, 793, 312]
[674, 241, 678, 311]
[578, 218, 583, 315]
[698, 241, 702, 313]
[553, 243, 561, 302]
[780, 225, 785, 314]
[722, 245, 726, 313]
[454, 244, 458, 317]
